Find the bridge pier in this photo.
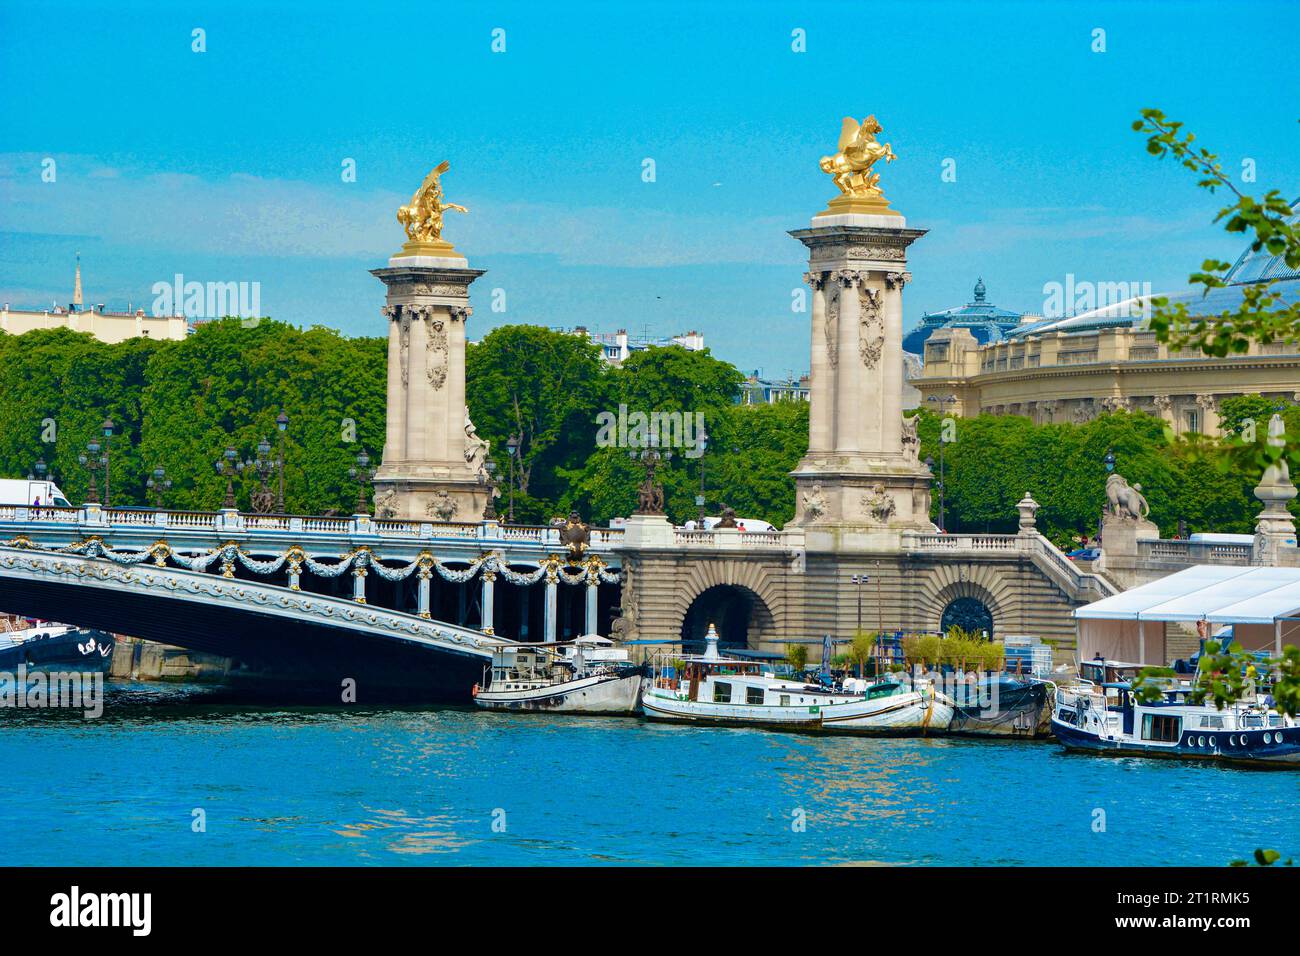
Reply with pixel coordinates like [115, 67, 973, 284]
[544, 570, 558, 642]
[481, 570, 495, 633]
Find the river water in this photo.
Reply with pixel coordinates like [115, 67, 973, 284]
[1, 682, 1295, 866]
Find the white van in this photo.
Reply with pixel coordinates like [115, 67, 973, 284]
[1187, 532, 1256, 545]
[0, 479, 74, 508]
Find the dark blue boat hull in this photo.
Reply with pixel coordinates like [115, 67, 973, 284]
[0, 628, 114, 675]
[1051, 718, 1300, 767]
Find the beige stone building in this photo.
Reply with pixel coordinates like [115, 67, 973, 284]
[1, 259, 188, 343]
[913, 232, 1300, 435]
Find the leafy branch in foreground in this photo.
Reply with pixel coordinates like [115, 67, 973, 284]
[1133, 109, 1299, 358]
[1132, 642, 1300, 717]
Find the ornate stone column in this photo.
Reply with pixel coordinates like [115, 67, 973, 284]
[543, 564, 558, 642]
[803, 271, 833, 458]
[585, 576, 599, 637]
[371, 164, 488, 522]
[833, 269, 867, 454]
[417, 560, 432, 619]
[1196, 393, 1221, 436]
[481, 568, 496, 634]
[787, 152, 929, 537]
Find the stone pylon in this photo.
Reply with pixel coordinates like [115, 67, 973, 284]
[370, 234, 489, 522]
[788, 196, 932, 540]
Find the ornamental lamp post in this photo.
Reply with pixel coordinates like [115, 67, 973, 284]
[275, 409, 289, 512]
[101, 417, 115, 508]
[348, 448, 374, 515]
[1098, 449, 1117, 546]
[146, 466, 172, 509]
[696, 424, 709, 527]
[249, 436, 276, 513]
[506, 432, 520, 523]
[850, 574, 867, 636]
[216, 446, 242, 510]
[926, 395, 956, 532]
[629, 432, 672, 516]
[80, 438, 104, 505]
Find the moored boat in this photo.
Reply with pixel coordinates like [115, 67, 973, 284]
[473, 636, 645, 714]
[1051, 666, 1300, 766]
[948, 673, 1055, 738]
[0, 619, 114, 675]
[641, 625, 954, 735]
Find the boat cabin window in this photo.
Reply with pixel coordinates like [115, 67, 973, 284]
[1141, 713, 1181, 743]
[713, 682, 732, 704]
[1199, 715, 1224, 729]
[746, 686, 764, 705]
[780, 695, 790, 706]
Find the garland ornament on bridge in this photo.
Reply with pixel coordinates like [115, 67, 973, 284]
[0, 536, 622, 592]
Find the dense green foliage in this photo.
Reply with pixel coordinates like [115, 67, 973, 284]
[0, 321, 1292, 539]
[0, 320, 386, 515]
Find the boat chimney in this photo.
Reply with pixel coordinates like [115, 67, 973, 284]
[703, 622, 722, 661]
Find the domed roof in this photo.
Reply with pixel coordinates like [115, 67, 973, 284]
[1010, 199, 1300, 340]
[905, 278, 1028, 354]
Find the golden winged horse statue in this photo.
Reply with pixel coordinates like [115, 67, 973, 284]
[397, 161, 468, 243]
[819, 116, 896, 199]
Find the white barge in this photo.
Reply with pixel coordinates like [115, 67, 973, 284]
[641, 625, 953, 734]
[473, 636, 645, 715]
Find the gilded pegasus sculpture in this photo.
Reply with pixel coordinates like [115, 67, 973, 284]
[820, 116, 896, 199]
[397, 161, 468, 243]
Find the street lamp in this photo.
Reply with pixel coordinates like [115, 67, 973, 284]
[146, 466, 172, 509]
[629, 432, 672, 515]
[926, 395, 956, 532]
[79, 438, 104, 505]
[348, 448, 374, 515]
[248, 436, 276, 513]
[506, 432, 520, 522]
[101, 417, 115, 507]
[850, 574, 868, 637]
[275, 409, 289, 512]
[1103, 449, 1116, 473]
[696, 424, 709, 528]
[215, 446, 243, 510]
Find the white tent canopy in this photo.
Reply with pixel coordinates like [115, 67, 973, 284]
[1073, 565, 1300, 664]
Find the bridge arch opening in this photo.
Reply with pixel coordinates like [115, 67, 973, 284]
[939, 595, 994, 638]
[680, 584, 774, 655]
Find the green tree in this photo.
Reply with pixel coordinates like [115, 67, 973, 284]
[466, 325, 607, 523]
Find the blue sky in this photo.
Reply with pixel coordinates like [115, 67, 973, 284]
[2, 0, 1296, 376]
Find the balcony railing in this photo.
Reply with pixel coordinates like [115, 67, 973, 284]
[0, 504, 625, 550]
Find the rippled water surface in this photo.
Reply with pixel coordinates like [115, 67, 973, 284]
[2, 683, 1295, 866]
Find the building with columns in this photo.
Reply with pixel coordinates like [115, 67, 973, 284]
[912, 221, 1300, 434]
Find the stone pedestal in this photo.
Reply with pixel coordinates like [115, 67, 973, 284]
[1252, 414, 1299, 565]
[621, 513, 674, 549]
[788, 211, 932, 534]
[370, 245, 488, 522]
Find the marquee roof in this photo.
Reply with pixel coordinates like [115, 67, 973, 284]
[1075, 565, 1300, 625]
